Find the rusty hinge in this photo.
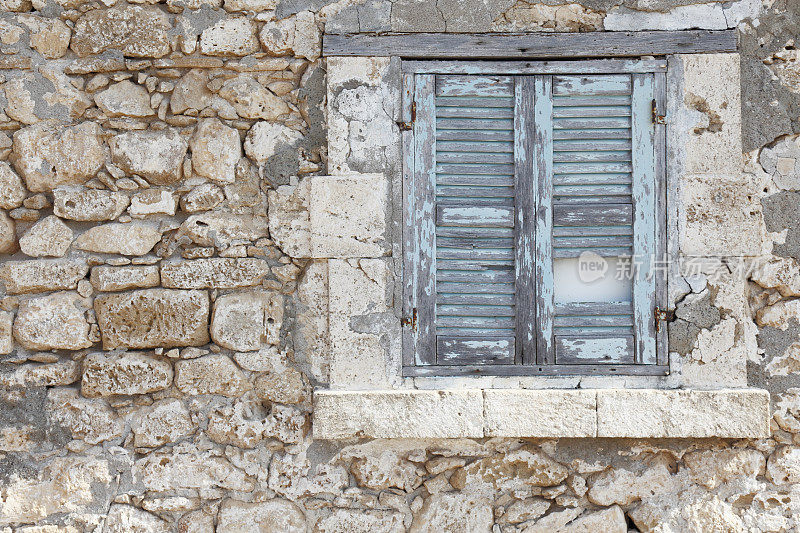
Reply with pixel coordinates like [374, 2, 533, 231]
[397, 102, 416, 131]
[654, 306, 676, 333]
[401, 308, 418, 331]
[652, 99, 666, 125]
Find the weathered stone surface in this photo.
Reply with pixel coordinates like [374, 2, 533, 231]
[348, 449, 422, 491]
[74, 222, 162, 256]
[180, 183, 225, 213]
[94, 80, 154, 118]
[587, 460, 676, 506]
[757, 299, 800, 329]
[0, 211, 15, 254]
[130, 398, 193, 447]
[503, 498, 551, 524]
[128, 189, 178, 218]
[219, 76, 290, 121]
[94, 289, 210, 349]
[175, 354, 251, 397]
[774, 388, 800, 433]
[47, 388, 124, 444]
[0, 259, 88, 294]
[760, 135, 800, 190]
[492, 2, 603, 32]
[17, 14, 71, 59]
[450, 446, 568, 492]
[255, 366, 308, 404]
[409, 493, 493, 533]
[605, 3, 727, 31]
[133, 444, 255, 492]
[217, 499, 306, 533]
[316, 509, 404, 533]
[0, 311, 12, 355]
[104, 504, 169, 533]
[268, 180, 311, 257]
[683, 448, 765, 489]
[81, 352, 173, 397]
[161, 258, 270, 289]
[12, 122, 105, 193]
[19, 215, 73, 257]
[13, 292, 92, 350]
[71, 6, 171, 58]
[199, 18, 259, 56]
[53, 187, 129, 221]
[90, 265, 160, 292]
[313, 390, 484, 439]
[0, 359, 80, 387]
[170, 69, 215, 115]
[259, 10, 320, 61]
[190, 119, 242, 184]
[0, 162, 26, 210]
[109, 130, 188, 185]
[243, 121, 302, 164]
[210, 291, 284, 351]
[483, 389, 596, 438]
[180, 213, 269, 247]
[767, 446, 800, 484]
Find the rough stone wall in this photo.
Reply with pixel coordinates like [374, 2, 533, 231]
[0, 0, 798, 531]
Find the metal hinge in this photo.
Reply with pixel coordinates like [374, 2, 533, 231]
[397, 102, 416, 131]
[652, 99, 666, 125]
[401, 308, 418, 331]
[654, 306, 676, 333]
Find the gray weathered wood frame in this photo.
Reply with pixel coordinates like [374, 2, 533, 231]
[324, 30, 736, 59]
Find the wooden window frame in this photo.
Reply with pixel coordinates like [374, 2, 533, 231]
[400, 59, 669, 377]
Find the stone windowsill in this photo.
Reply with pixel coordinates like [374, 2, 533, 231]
[312, 388, 770, 440]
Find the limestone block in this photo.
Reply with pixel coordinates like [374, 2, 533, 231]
[605, 4, 727, 31]
[313, 390, 485, 439]
[90, 265, 160, 292]
[774, 388, 800, 433]
[132, 444, 254, 492]
[409, 493, 493, 533]
[199, 18, 259, 57]
[161, 258, 270, 289]
[130, 398, 193, 447]
[128, 189, 178, 218]
[53, 187, 129, 221]
[217, 499, 306, 533]
[210, 290, 283, 351]
[13, 292, 92, 350]
[243, 121, 301, 164]
[171, 69, 215, 115]
[596, 388, 770, 438]
[483, 389, 597, 438]
[94, 80, 154, 118]
[180, 213, 269, 248]
[12, 121, 105, 192]
[491, 3, 603, 32]
[0, 259, 88, 294]
[0, 162, 26, 210]
[0, 311, 11, 355]
[70, 6, 171, 58]
[259, 10, 320, 61]
[190, 119, 241, 184]
[17, 14, 71, 59]
[587, 459, 676, 506]
[104, 505, 169, 533]
[503, 498, 551, 524]
[74, 222, 162, 256]
[0, 359, 80, 387]
[679, 174, 762, 256]
[682, 448, 765, 489]
[254, 366, 308, 404]
[308, 174, 387, 258]
[0, 211, 15, 254]
[759, 135, 800, 190]
[751, 256, 800, 296]
[218, 76, 290, 121]
[317, 509, 404, 533]
[767, 446, 800, 484]
[94, 289, 210, 349]
[180, 183, 225, 213]
[18, 215, 73, 257]
[268, 179, 311, 258]
[450, 445, 568, 492]
[174, 354, 251, 397]
[223, 0, 276, 12]
[109, 129, 188, 185]
[679, 53, 743, 174]
[81, 352, 173, 397]
[46, 388, 125, 445]
[295, 260, 329, 382]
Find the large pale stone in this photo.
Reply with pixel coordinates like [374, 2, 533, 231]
[243, 121, 302, 164]
[217, 499, 306, 533]
[751, 256, 800, 296]
[81, 352, 173, 397]
[109, 130, 188, 185]
[316, 509, 404, 533]
[0, 212, 15, 254]
[313, 390, 484, 439]
[53, 187, 129, 221]
[161, 258, 270, 289]
[47, 388, 125, 444]
[190, 119, 241, 184]
[13, 292, 92, 350]
[94, 289, 210, 349]
[94, 80, 154, 118]
[12, 122, 105, 192]
[133, 444, 254, 492]
[558, 506, 627, 533]
[483, 389, 596, 438]
[759, 135, 800, 190]
[199, 18, 259, 57]
[295, 260, 329, 382]
[683, 448, 765, 489]
[450, 446, 568, 492]
[0, 259, 88, 294]
[587, 459, 676, 506]
[767, 446, 800, 484]
[492, 2, 603, 32]
[210, 291, 284, 351]
[0, 359, 80, 387]
[0, 311, 11, 355]
[174, 354, 251, 397]
[774, 388, 800, 434]
[17, 15, 71, 59]
[757, 299, 800, 330]
[18, 215, 73, 257]
[259, 10, 320, 61]
[309, 174, 387, 258]
[74, 222, 162, 256]
[605, 3, 727, 31]
[104, 504, 169, 533]
[0, 162, 26, 210]
[180, 183, 225, 213]
[409, 493, 493, 533]
[268, 180, 311, 257]
[128, 189, 177, 218]
[254, 366, 308, 405]
[680, 174, 762, 256]
[596, 389, 770, 438]
[348, 450, 423, 492]
[219, 76, 290, 121]
[90, 265, 160, 292]
[170, 69, 214, 115]
[71, 6, 171, 58]
[130, 398, 193, 447]
[180, 213, 269, 248]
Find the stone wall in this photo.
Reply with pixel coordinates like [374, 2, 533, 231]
[0, 0, 798, 531]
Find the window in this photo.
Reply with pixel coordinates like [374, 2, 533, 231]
[401, 60, 668, 376]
